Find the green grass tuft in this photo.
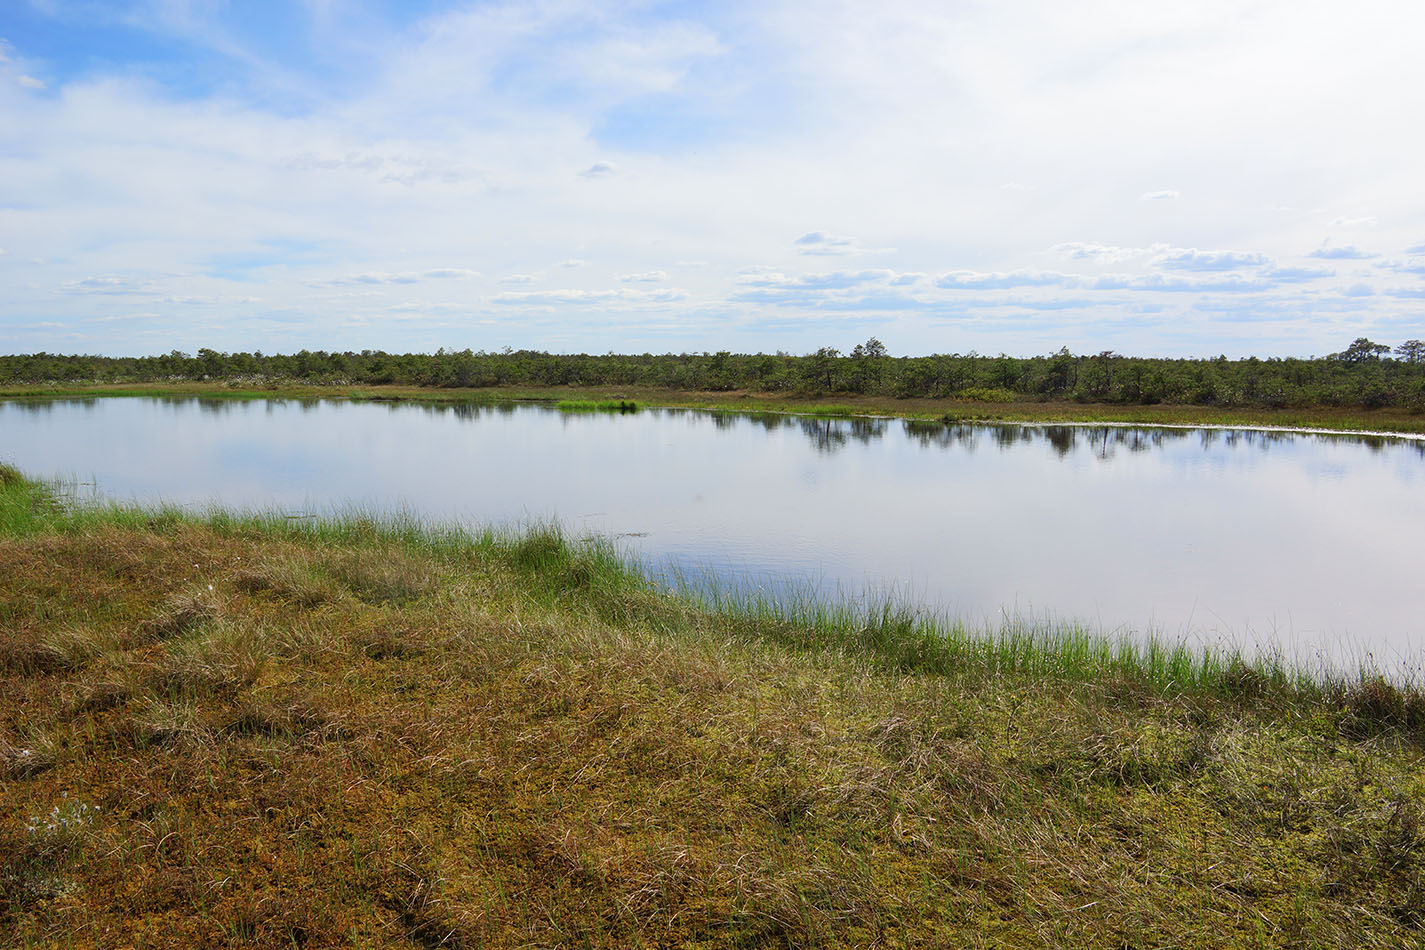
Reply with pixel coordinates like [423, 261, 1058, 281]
[555, 398, 640, 412]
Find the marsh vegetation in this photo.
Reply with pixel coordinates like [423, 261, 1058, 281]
[2, 464, 1424, 947]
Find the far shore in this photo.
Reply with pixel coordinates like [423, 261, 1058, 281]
[5, 380, 1425, 436]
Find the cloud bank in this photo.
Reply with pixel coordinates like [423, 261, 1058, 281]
[1, 0, 1423, 356]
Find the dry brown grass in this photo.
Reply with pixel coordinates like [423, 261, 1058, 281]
[0, 625, 99, 675]
[328, 547, 439, 605]
[233, 553, 345, 608]
[140, 586, 227, 642]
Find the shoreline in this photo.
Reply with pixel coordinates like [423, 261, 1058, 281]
[5, 380, 1425, 438]
[3, 462, 1424, 945]
[1, 461, 1418, 704]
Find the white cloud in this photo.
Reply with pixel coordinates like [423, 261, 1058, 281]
[421, 268, 479, 280]
[1331, 215, 1377, 227]
[494, 288, 688, 305]
[283, 150, 483, 187]
[1052, 242, 1163, 264]
[1262, 265, 1333, 282]
[792, 231, 892, 256]
[1309, 244, 1378, 260]
[340, 272, 416, 285]
[62, 275, 156, 295]
[1152, 248, 1270, 272]
[1092, 274, 1270, 293]
[793, 232, 858, 256]
[7, 0, 1425, 356]
[313, 269, 479, 286]
[16, 75, 45, 90]
[1140, 190, 1180, 201]
[737, 269, 896, 290]
[937, 270, 1078, 290]
[158, 294, 263, 306]
[619, 270, 668, 283]
[498, 273, 540, 284]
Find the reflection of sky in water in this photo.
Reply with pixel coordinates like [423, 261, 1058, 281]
[3, 398, 1424, 671]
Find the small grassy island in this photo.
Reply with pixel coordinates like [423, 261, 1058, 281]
[2, 462, 1423, 947]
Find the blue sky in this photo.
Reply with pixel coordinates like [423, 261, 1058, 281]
[3, 0, 1425, 357]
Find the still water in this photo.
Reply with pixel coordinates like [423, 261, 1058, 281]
[3, 397, 1423, 668]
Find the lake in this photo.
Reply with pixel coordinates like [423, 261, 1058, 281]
[3, 396, 1423, 670]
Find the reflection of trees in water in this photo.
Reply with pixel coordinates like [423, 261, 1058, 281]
[662, 409, 892, 453]
[903, 421, 981, 453]
[796, 416, 887, 454]
[993, 426, 1026, 451]
[683, 409, 796, 435]
[751, 413, 794, 434]
[12, 395, 1424, 462]
[1080, 426, 1170, 460]
[848, 418, 886, 445]
[798, 418, 847, 453]
[195, 398, 238, 415]
[402, 400, 500, 422]
[3, 399, 64, 415]
[895, 419, 1425, 460]
[710, 412, 741, 431]
[448, 402, 487, 421]
[383, 406, 1425, 461]
[1045, 426, 1075, 457]
[420, 405, 1424, 460]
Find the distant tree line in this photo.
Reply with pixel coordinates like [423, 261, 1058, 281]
[4, 337, 1425, 410]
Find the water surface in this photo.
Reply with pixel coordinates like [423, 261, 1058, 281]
[4, 397, 1423, 669]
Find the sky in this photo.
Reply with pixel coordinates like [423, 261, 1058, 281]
[3, 0, 1425, 358]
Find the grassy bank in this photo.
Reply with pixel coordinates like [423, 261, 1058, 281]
[5, 380, 1425, 435]
[3, 465, 1424, 947]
